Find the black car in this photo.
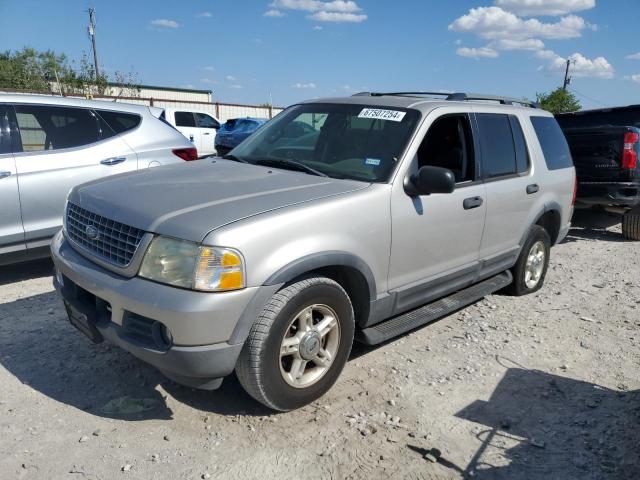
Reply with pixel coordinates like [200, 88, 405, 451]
[557, 106, 640, 240]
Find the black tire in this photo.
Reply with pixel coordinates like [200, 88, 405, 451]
[622, 209, 640, 241]
[505, 225, 551, 296]
[235, 276, 355, 411]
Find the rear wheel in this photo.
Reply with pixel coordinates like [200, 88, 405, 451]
[236, 276, 354, 411]
[505, 225, 551, 296]
[622, 207, 640, 240]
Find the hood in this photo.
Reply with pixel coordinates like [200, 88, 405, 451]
[69, 159, 368, 242]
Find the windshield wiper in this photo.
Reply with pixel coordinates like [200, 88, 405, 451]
[221, 154, 249, 164]
[255, 158, 328, 177]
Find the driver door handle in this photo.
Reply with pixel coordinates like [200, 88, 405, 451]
[100, 157, 126, 166]
[203, 132, 211, 135]
[0, 171, 11, 179]
[463, 196, 484, 210]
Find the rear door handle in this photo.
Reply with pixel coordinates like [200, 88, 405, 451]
[463, 196, 484, 210]
[100, 157, 126, 166]
[203, 132, 211, 135]
[526, 184, 540, 194]
[0, 171, 11, 179]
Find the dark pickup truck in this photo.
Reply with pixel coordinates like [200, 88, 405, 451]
[557, 106, 640, 240]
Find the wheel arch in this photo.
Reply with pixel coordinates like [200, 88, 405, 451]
[524, 202, 562, 246]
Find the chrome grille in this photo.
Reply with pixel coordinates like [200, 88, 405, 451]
[66, 203, 145, 267]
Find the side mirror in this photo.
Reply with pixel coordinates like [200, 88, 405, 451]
[404, 166, 456, 197]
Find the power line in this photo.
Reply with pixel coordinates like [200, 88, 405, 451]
[568, 87, 608, 108]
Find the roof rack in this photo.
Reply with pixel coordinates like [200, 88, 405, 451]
[352, 91, 541, 109]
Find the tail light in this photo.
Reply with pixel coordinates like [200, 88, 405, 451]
[622, 132, 638, 170]
[172, 147, 198, 161]
[572, 175, 577, 206]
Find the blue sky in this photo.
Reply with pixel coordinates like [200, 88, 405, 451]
[1, 0, 639, 109]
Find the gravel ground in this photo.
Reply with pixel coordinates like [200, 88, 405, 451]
[1, 210, 639, 480]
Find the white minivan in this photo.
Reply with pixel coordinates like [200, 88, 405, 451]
[161, 108, 221, 156]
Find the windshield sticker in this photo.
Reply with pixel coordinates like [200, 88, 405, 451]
[358, 108, 406, 122]
[364, 158, 381, 166]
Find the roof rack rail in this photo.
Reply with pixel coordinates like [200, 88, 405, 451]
[352, 91, 540, 109]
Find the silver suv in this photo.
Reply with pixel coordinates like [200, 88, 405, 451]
[0, 94, 195, 265]
[51, 92, 575, 411]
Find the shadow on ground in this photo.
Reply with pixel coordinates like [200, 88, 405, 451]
[564, 209, 627, 243]
[0, 258, 54, 286]
[449, 366, 640, 480]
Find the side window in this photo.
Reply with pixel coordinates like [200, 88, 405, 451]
[476, 113, 517, 179]
[195, 113, 219, 129]
[530, 116, 573, 170]
[417, 114, 476, 183]
[14, 105, 107, 152]
[175, 111, 196, 127]
[0, 105, 17, 154]
[96, 110, 141, 134]
[509, 115, 530, 173]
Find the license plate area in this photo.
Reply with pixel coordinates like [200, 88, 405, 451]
[64, 300, 104, 344]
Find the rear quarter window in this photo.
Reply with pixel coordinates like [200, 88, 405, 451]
[530, 116, 573, 170]
[96, 110, 141, 135]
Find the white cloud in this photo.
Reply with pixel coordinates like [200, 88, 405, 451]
[627, 52, 640, 60]
[309, 11, 366, 22]
[292, 82, 317, 89]
[264, 9, 285, 17]
[200, 78, 218, 85]
[269, 0, 366, 22]
[226, 75, 237, 81]
[456, 46, 499, 58]
[494, 0, 595, 16]
[625, 74, 640, 84]
[490, 38, 545, 51]
[197, 12, 212, 18]
[150, 19, 180, 28]
[270, 0, 361, 12]
[229, 84, 243, 89]
[546, 52, 614, 79]
[449, 7, 586, 40]
[203, 66, 215, 71]
[535, 49, 558, 59]
[313, 25, 323, 30]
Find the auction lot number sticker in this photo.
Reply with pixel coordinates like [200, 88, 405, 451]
[358, 108, 406, 122]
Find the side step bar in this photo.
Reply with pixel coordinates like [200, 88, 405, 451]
[356, 271, 512, 345]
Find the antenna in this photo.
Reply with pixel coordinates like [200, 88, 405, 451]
[563, 59, 572, 91]
[87, 7, 100, 80]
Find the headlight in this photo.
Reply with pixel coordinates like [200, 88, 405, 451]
[139, 236, 245, 292]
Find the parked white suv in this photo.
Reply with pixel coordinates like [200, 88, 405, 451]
[161, 108, 221, 156]
[0, 94, 196, 265]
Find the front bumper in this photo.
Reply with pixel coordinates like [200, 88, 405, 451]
[577, 181, 640, 207]
[51, 231, 265, 389]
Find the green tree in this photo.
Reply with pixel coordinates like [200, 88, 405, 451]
[536, 88, 581, 114]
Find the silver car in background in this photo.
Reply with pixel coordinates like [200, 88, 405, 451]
[0, 94, 196, 265]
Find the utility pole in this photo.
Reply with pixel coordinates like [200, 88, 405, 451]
[562, 59, 571, 91]
[88, 8, 100, 80]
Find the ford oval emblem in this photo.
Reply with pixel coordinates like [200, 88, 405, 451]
[85, 225, 100, 241]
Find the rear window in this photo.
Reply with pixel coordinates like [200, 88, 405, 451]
[530, 116, 573, 170]
[175, 111, 196, 127]
[96, 110, 141, 134]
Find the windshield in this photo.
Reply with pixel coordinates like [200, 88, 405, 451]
[229, 103, 421, 182]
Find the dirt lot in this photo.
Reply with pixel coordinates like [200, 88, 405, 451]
[1, 210, 639, 480]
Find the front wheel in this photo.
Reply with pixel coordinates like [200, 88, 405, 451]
[505, 225, 551, 296]
[236, 276, 355, 411]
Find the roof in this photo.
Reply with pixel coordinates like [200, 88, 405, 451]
[557, 104, 640, 117]
[0, 93, 154, 114]
[106, 82, 212, 95]
[300, 93, 547, 115]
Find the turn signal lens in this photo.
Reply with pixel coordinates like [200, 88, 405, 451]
[194, 247, 245, 291]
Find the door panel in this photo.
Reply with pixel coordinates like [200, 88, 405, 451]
[195, 112, 219, 155]
[13, 105, 137, 245]
[173, 111, 200, 152]
[389, 108, 486, 302]
[0, 104, 24, 254]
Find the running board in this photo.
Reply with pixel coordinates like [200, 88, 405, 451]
[356, 271, 512, 345]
